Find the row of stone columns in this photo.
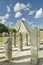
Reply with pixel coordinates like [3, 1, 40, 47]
[12, 33, 28, 47]
[3, 27, 40, 64]
[3, 32, 28, 47]
[3, 32, 28, 61]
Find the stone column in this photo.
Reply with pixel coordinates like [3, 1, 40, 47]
[12, 33, 16, 47]
[30, 27, 39, 65]
[18, 32, 22, 51]
[3, 32, 8, 40]
[38, 29, 40, 50]
[38, 29, 40, 59]
[4, 33, 12, 61]
[3, 32, 6, 43]
[25, 33, 28, 46]
[3, 32, 5, 38]
[9, 32, 12, 51]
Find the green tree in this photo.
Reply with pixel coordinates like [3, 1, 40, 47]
[39, 29, 43, 31]
[0, 23, 9, 33]
[8, 28, 17, 33]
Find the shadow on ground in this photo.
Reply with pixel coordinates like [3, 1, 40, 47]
[39, 57, 43, 65]
[12, 55, 31, 60]
[39, 48, 43, 50]
[40, 42, 43, 45]
[0, 61, 32, 65]
[0, 54, 31, 65]
[22, 48, 30, 51]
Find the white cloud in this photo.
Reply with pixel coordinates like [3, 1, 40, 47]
[0, 13, 10, 20]
[0, 19, 6, 24]
[28, 21, 33, 25]
[14, 2, 31, 12]
[31, 24, 39, 27]
[5, 14, 10, 19]
[8, 22, 13, 24]
[35, 8, 43, 18]
[21, 18, 26, 21]
[25, 3, 31, 11]
[7, 5, 10, 12]
[31, 24, 35, 27]
[28, 10, 35, 15]
[0, 13, 10, 25]
[27, 21, 29, 23]
[15, 12, 22, 18]
[8, 22, 13, 28]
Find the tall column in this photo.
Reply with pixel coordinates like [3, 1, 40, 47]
[30, 27, 39, 65]
[4, 33, 12, 61]
[38, 29, 40, 59]
[18, 32, 22, 51]
[25, 33, 28, 46]
[12, 33, 16, 47]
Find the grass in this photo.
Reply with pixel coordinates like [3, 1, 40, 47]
[0, 31, 43, 42]
[16, 32, 26, 43]
[0, 37, 3, 42]
[40, 31, 43, 40]
[16, 32, 28, 43]
[0, 32, 27, 43]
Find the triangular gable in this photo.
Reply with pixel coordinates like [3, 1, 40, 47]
[14, 20, 31, 33]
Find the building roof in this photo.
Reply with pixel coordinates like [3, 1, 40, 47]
[14, 20, 31, 33]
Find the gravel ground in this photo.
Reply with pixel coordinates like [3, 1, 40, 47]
[0, 42, 43, 65]
[0, 42, 31, 65]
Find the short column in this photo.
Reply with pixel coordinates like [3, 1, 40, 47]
[18, 32, 22, 51]
[25, 33, 28, 46]
[3, 32, 6, 41]
[12, 33, 16, 47]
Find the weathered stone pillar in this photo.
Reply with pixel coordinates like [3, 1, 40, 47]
[3, 32, 5, 37]
[38, 29, 40, 59]
[38, 29, 40, 50]
[12, 33, 16, 47]
[3, 32, 7, 43]
[3, 32, 6, 39]
[25, 33, 28, 46]
[30, 27, 39, 65]
[4, 33, 12, 61]
[18, 32, 22, 51]
[3, 32, 8, 40]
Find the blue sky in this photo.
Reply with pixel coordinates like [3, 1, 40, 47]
[0, 0, 43, 28]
